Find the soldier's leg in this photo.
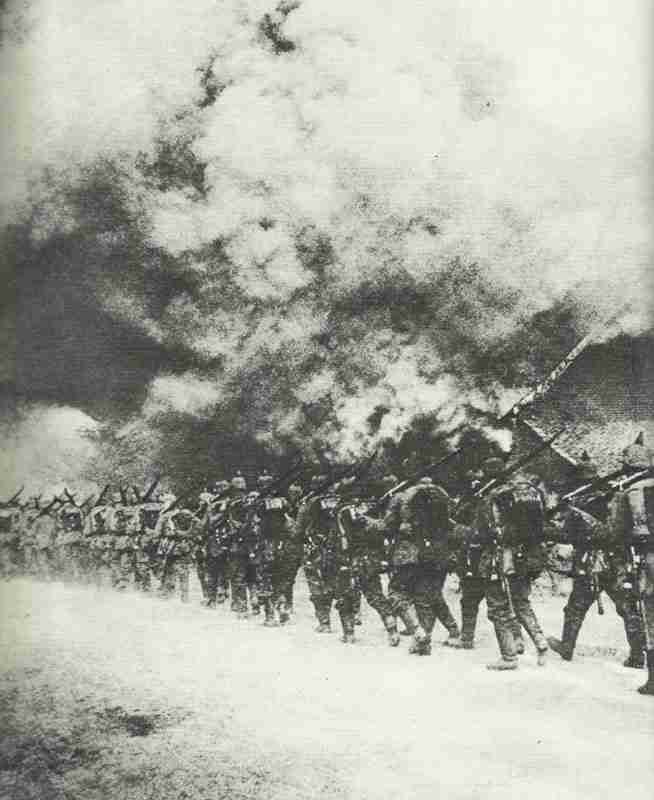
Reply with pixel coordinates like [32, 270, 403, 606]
[413, 567, 437, 639]
[447, 576, 485, 648]
[510, 576, 547, 663]
[205, 554, 219, 606]
[389, 567, 429, 654]
[547, 576, 594, 661]
[305, 561, 332, 631]
[215, 556, 228, 603]
[360, 572, 399, 646]
[196, 553, 208, 601]
[485, 579, 518, 670]
[177, 559, 190, 603]
[430, 570, 460, 641]
[637, 551, 654, 695]
[605, 567, 646, 668]
[228, 555, 249, 616]
[246, 561, 260, 614]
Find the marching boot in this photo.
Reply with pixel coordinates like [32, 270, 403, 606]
[445, 612, 476, 649]
[409, 626, 431, 656]
[263, 599, 278, 627]
[547, 616, 582, 662]
[487, 623, 519, 671]
[637, 649, 654, 696]
[384, 616, 400, 647]
[339, 609, 356, 644]
[624, 627, 645, 668]
[312, 598, 332, 632]
[510, 619, 525, 655]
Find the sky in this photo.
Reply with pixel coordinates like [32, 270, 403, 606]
[1, 0, 652, 493]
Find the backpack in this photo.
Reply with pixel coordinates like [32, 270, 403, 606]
[623, 479, 654, 542]
[490, 481, 544, 545]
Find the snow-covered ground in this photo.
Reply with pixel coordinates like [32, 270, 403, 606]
[1, 575, 652, 800]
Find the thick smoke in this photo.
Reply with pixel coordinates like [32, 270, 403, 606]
[1, 0, 652, 489]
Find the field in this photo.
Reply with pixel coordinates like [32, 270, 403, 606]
[1, 575, 652, 800]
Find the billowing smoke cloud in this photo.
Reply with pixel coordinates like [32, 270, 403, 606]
[2, 0, 652, 486]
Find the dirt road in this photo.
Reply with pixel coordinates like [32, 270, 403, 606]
[1, 576, 652, 800]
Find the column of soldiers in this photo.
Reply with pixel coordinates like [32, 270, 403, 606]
[1, 434, 652, 696]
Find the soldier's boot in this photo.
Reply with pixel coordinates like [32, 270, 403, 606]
[408, 627, 431, 656]
[623, 627, 646, 668]
[339, 610, 356, 644]
[547, 616, 582, 662]
[384, 616, 400, 647]
[313, 599, 332, 632]
[517, 604, 548, 664]
[353, 591, 363, 626]
[487, 623, 519, 671]
[263, 599, 278, 627]
[510, 619, 525, 655]
[446, 611, 477, 649]
[637, 650, 654, 696]
[441, 620, 461, 646]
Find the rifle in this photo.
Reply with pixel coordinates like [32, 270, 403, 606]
[93, 485, 110, 508]
[471, 428, 565, 501]
[375, 447, 463, 508]
[624, 546, 652, 650]
[309, 450, 379, 501]
[37, 496, 62, 518]
[499, 306, 629, 424]
[549, 467, 653, 518]
[1, 486, 24, 507]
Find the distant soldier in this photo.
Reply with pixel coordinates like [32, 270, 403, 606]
[32, 500, 59, 581]
[446, 475, 525, 652]
[605, 437, 654, 695]
[204, 480, 232, 607]
[156, 496, 201, 602]
[137, 489, 165, 591]
[296, 475, 343, 634]
[0, 500, 23, 578]
[284, 482, 305, 613]
[86, 491, 112, 586]
[547, 456, 646, 668]
[109, 490, 141, 590]
[382, 477, 459, 655]
[253, 472, 296, 626]
[338, 496, 400, 646]
[21, 499, 42, 576]
[226, 473, 256, 617]
[56, 496, 85, 582]
[475, 458, 548, 670]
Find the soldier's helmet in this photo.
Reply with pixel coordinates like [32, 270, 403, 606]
[417, 476, 434, 486]
[231, 474, 247, 491]
[288, 483, 302, 499]
[574, 450, 598, 482]
[160, 492, 176, 508]
[310, 474, 327, 491]
[622, 434, 654, 470]
[257, 471, 274, 491]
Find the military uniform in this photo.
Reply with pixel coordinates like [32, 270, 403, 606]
[339, 501, 399, 645]
[547, 504, 645, 666]
[253, 490, 295, 626]
[297, 487, 359, 640]
[0, 504, 22, 578]
[135, 498, 163, 592]
[605, 439, 654, 695]
[205, 490, 232, 606]
[156, 506, 200, 602]
[475, 470, 548, 670]
[109, 496, 141, 590]
[226, 478, 256, 616]
[383, 479, 459, 655]
[56, 502, 85, 582]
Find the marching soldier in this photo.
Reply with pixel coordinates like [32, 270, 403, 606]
[546, 456, 646, 668]
[204, 480, 232, 606]
[475, 458, 548, 670]
[338, 494, 400, 646]
[605, 437, 654, 695]
[284, 482, 304, 613]
[56, 495, 85, 582]
[254, 473, 295, 626]
[226, 474, 253, 617]
[383, 477, 459, 656]
[296, 475, 359, 641]
[156, 494, 201, 602]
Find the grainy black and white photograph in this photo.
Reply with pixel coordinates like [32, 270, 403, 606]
[1, 1, 653, 798]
